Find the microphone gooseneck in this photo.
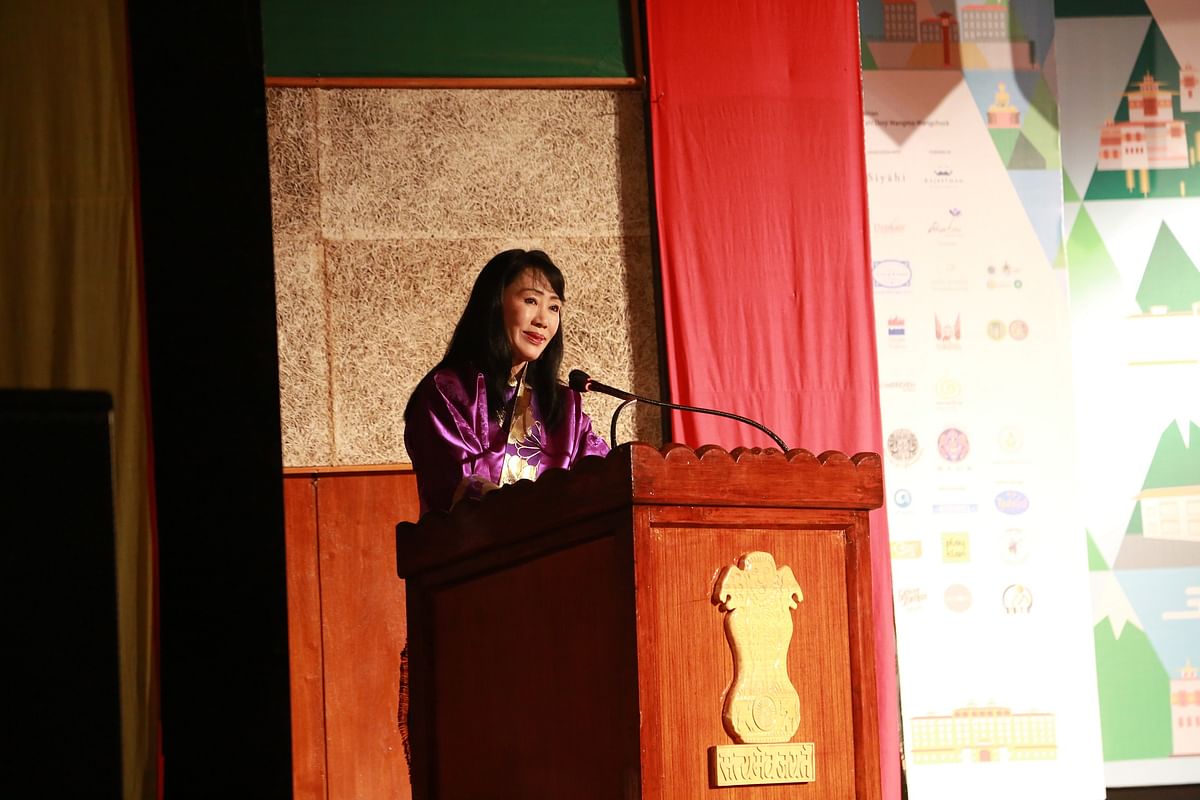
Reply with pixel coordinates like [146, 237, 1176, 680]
[567, 369, 789, 452]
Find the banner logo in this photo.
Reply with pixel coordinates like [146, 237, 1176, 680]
[944, 584, 972, 612]
[995, 490, 1030, 515]
[891, 540, 923, 560]
[935, 313, 962, 347]
[937, 428, 970, 462]
[1002, 529, 1032, 563]
[942, 532, 970, 563]
[874, 259, 912, 289]
[887, 428, 921, 465]
[1003, 584, 1034, 614]
[898, 587, 928, 611]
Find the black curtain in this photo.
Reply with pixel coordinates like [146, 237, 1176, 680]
[127, 1, 292, 795]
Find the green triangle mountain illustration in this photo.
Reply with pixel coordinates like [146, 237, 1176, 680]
[1136, 223, 1200, 312]
[1018, 75, 1060, 169]
[861, 31, 877, 71]
[1126, 501, 1143, 536]
[1141, 420, 1200, 491]
[1094, 620, 1173, 761]
[1053, 240, 1068, 269]
[1066, 205, 1122, 309]
[1062, 170, 1080, 202]
[1007, 132, 1047, 169]
[990, 128, 1019, 165]
[1087, 531, 1110, 571]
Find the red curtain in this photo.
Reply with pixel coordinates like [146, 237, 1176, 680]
[645, 2, 898, 797]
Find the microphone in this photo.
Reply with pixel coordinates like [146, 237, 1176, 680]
[568, 369, 635, 401]
[567, 369, 789, 452]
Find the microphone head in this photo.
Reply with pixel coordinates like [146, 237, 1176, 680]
[568, 369, 591, 393]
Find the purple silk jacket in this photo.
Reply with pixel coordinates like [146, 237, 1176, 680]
[404, 366, 610, 515]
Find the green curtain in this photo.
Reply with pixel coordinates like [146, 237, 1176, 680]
[0, 3, 156, 798]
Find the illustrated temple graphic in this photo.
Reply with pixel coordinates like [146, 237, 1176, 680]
[1169, 659, 1200, 757]
[1098, 73, 1191, 183]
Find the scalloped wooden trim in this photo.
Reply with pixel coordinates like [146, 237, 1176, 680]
[632, 441, 879, 470]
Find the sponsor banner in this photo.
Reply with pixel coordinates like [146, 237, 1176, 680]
[862, 20, 1105, 796]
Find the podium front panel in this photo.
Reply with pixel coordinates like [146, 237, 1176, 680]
[633, 505, 872, 799]
[406, 510, 641, 799]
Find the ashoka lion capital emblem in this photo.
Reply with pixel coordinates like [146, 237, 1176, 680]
[711, 551, 803, 744]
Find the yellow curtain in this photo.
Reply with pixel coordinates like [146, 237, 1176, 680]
[0, 3, 156, 798]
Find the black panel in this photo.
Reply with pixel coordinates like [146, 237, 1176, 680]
[127, 1, 292, 795]
[1, 390, 122, 798]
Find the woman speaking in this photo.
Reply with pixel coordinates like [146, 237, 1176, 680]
[404, 249, 610, 514]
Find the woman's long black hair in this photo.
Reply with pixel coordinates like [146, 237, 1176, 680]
[406, 249, 567, 430]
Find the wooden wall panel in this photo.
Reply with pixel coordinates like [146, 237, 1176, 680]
[316, 472, 420, 800]
[283, 475, 327, 800]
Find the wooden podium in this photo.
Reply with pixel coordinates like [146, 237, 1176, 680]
[396, 443, 884, 799]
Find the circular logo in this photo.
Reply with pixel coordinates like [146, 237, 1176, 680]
[937, 428, 970, 462]
[1003, 584, 1034, 613]
[935, 376, 962, 402]
[887, 429, 920, 465]
[894, 488, 913, 508]
[987, 320, 1006, 340]
[1014, 279, 1023, 289]
[945, 584, 972, 612]
[997, 426, 1024, 454]
[1009, 320, 1029, 340]
[1002, 529, 1031, 563]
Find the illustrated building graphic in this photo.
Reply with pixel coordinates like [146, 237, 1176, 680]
[919, 12, 959, 45]
[1171, 660, 1200, 756]
[1098, 72, 1190, 172]
[883, 0, 918, 42]
[988, 83, 1021, 129]
[1182, 64, 1198, 113]
[960, 3, 1009, 42]
[909, 704, 1057, 764]
[1134, 485, 1200, 541]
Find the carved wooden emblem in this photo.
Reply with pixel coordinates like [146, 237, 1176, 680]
[708, 551, 815, 787]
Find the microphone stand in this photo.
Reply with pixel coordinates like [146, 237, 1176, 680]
[610, 397, 637, 447]
[570, 370, 789, 452]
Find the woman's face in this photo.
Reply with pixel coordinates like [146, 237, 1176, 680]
[502, 268, 561, 372]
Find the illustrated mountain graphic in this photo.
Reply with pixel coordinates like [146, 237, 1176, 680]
[1018, 75, 1060, 169]
[1141, 420, 1200, 491]
[1066, 205, 1122, 310]
[1119, 421, 1200, 565]
[1094, 619, 1173, 760]
[1124, 419, 1200, 534]
[1127, 501, 1143, 536]
[861, 30, 878, 71]
[1063, 170, 1080, 203]
[990, 128, 1020, 165]
[1135, 223, 1200, 313]
[1008, 132, 1047, 169]
[1084, 21, 1200, 201]
[1088, 530, 1110, 571]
